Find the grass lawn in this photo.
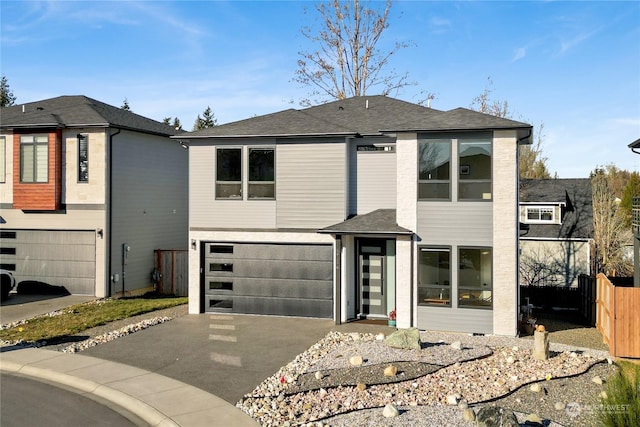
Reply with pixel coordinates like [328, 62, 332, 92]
[0, 296, 188, 343]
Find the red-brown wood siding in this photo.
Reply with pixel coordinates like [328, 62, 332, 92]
[12, 129, 62, 210]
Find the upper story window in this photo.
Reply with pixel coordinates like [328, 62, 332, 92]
[525, 206, 555, 223]
[0, 136, 5, 183]
[78, 134, 89, 183]
[418, 139, 450, 200]
[458, 137, 492, 201]
[215, 146, 276, 200]
[248, 148, 275, 199]
[216, 148, 242, 199]
[20, 135, 48, 183]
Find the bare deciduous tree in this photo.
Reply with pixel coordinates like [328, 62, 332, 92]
[591, 169, 633, 276]
[470, 77, 552, 179]
[294, 0, 413, 106]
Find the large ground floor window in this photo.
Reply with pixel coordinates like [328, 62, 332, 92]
[418, 245, 492, 309]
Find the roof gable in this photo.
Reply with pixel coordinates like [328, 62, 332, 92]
[520, 178, 594, 239]
[1, 95, 177, 136]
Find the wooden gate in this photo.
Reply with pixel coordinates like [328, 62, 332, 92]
[596, 273, 640, 358]
[154, 249, 188, 297]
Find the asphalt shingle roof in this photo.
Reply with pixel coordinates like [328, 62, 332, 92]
[1, 95, 178, 136]
[520, 178, 594, 239]
[318, 209, 412, 235]
[180, 95, 531, 139]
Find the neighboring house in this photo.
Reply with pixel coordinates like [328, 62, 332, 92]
[629, 138, 640, 287]
[519, 178, 594, 288]
[0, 96, 188, 298]
[178, 96, 532, 336]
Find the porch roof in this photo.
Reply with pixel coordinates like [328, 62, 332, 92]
[318, 209, 413, 236]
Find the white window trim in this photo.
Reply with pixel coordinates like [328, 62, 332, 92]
[524, 205, 556, 223]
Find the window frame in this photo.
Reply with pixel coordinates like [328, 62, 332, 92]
[247, 147, 275, 200]
[525, 205, 556, 223]
[77, 133, 89, 183]
[215, 147, 243, 200]
[20, 134, 49, 183]
[418, 246, 452, 307]
[417, 138, 451, 201]
[458, 246, 493, 309]
[457, 136, 492, 201]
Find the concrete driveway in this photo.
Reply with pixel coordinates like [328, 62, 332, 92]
[0, 294, 96, 324]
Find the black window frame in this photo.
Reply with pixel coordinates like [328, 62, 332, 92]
[418, 138, 451, 201]
[215, 147, 242, 199]
[78, 133, 89, 183]
[248, 147, 275, 200]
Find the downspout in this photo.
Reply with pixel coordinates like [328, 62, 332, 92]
[107, 128, 121, 297]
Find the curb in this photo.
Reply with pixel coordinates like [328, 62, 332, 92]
[0, 359, 178, 427]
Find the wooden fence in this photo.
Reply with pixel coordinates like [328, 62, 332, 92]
[596, 273, 640, 358]
[154, 249, 188, 297]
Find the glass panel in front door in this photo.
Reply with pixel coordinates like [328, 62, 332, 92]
[360, 251, 385, 317]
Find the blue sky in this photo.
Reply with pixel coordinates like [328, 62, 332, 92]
[1, 0, 639, 178]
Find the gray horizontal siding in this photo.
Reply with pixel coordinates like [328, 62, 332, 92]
[276, 142, 346, 229]
[351, 145, 396, 215]
[417, 305, 493, 334]
[189, 144, 277, 228]
[417, 202, 492, 246]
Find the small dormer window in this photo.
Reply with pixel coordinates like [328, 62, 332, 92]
[526, 206, 554, 223]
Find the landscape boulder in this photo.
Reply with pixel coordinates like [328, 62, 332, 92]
[384, 328, 421, 350]
[475, 406, 519, 427]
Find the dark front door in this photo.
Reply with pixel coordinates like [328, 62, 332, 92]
[358, 239, 386, 318]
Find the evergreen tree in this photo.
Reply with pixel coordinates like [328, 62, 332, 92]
[121, 98, 131, 111]
[0, 75, 17, 107]
[193, 106, 217, 130]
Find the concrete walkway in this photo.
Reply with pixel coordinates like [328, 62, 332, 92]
[0, 347, 258, 426]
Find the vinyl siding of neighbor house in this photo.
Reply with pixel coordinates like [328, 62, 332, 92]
[520, 239, 590, 287]
[188, 142, 277, 229]
[110, 129, 188, 295]
[276, 140, 347, 229]
[348, 138, 396, 215]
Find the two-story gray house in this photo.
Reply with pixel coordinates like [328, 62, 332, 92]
[179, 96, 531, 336]
[0, 96, 188, 298]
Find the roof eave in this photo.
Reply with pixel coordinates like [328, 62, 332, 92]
[171, 131, 357, 140]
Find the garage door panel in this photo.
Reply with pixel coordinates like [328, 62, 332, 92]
[17, 244, 96, 262]
[2, 230, 96, 295]
[206, 278, 333, 299]
[203, 242, 333, 318]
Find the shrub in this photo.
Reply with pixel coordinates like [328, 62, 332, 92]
[597, 362, 640, 427]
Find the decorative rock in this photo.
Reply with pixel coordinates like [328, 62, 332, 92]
[554, 402, 566, 410]
[458, 401, 468, 410]
[536, 324, 546, 332]
[530, 383, 541, 393]
[446, 393, 461, 405]
[462, 408, 476, 421]
[533, 330, 549, 360]
[475, 406, 519, 427]
[375, 333, 385, 341]
[451, 340, 462, 350]
[349, 355, 363, 366]
[356, 382, 366, 391]
[592, 375, 603, 385]
[506, 356, 515, 364]
[494, 378, 506, 387]
[526, 413, 543, 425]
[383, 365, 398, 377]
[600, 391, 608, 399]
[384, 328, 421, 350]
[382, 404, 399, 418]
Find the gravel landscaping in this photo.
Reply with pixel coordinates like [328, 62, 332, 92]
[237, 329, 616, 427]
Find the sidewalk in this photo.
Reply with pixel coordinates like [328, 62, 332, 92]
[0, 346, 258, 426]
